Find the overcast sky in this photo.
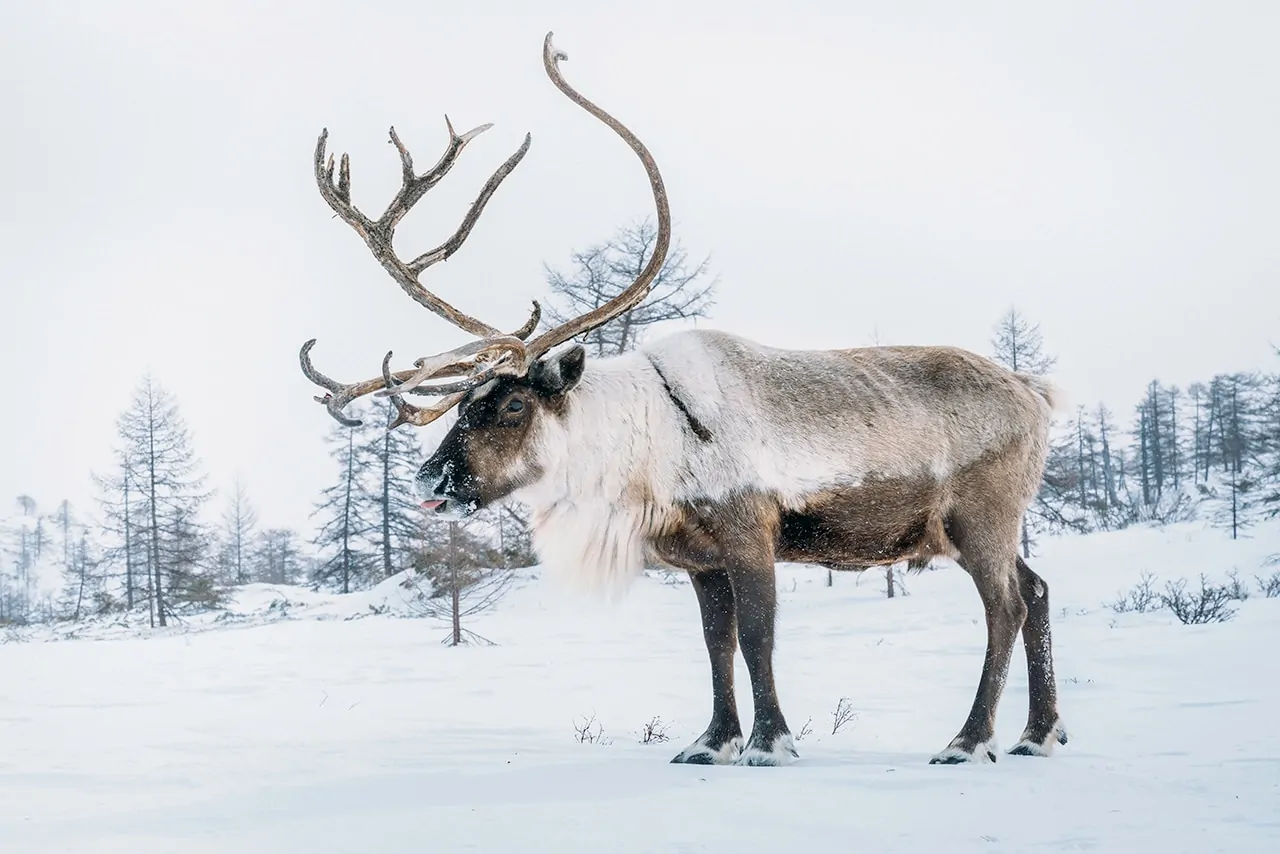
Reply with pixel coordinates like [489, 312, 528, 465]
[2, 0, 1277, 535]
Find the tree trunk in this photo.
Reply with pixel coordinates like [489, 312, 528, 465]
[1139, 408, 1151, 506]
[498, 510, 508, 570]
[449, 521, 462, 646]
[147, 394, 166, 628]
[1076, 415, 1087, 508]
[1149, 384, 1164, 499]
[382, 428, 393, 578]
[341, 429, 355, 595]
[74, 538, 86, 622]
[234, 505, 244, 585]
[123, 457, 135, 610]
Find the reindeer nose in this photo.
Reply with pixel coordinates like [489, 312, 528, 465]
[415, 464, 440, 497]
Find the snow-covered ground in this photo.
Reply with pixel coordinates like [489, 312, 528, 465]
[2, 522, 1278, 853]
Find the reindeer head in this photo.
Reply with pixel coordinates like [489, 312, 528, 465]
[299, 32, 670, 519]
[414, 345, 585, 518]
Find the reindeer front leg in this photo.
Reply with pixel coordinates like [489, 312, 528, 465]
[661, 496, 795, 766]
[670, 568, 745, 764]
[726, 558, 798, 766]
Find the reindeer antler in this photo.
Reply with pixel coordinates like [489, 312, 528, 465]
[314, 118, 538, 337]
[301, 116, 537, 427]
[520, 32, 671, 364]
[300, 31, 672, 428]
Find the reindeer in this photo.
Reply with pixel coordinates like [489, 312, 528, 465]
[299, 33, 1068, 766]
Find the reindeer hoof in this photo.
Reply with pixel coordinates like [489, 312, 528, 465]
[670, 734, 743, 765]
[733, 732, 798, 767]
[930, 736, 998, 765]
[1008, 720, 1068, 757]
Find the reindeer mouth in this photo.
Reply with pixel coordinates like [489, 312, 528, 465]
[421, 499, 448, 513]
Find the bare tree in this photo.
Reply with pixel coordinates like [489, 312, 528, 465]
[112, 376, 215, 626]
[542, 217, 716, 357]
[311, 415, 377, 593]
[991, 307, 1057, 376]
[92, 449, 144, 610]
[364, 400, 426, 579]
[220, 479, 258, 585]
[3, 497, 39, 622]
[255, 528, 306, 585]
[408, 517, 514, 645]
[991, 307, 1057, 556]
[58, 529, 101, 622]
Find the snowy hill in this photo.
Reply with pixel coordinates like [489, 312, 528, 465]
[2, 522, 1278, 852]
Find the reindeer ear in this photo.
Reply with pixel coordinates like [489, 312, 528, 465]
[531, 344, 587, 396]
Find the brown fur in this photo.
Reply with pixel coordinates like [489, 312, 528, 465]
[644, 434, 1064, 765]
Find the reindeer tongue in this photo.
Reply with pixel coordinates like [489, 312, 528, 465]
[421, 500, 445, 511]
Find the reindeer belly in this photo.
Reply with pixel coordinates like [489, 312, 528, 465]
[776, 477, 953, 567]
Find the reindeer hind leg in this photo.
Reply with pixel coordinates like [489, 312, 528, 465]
[931, 516, 1027, 765]
[1008, 556, 1069, 756]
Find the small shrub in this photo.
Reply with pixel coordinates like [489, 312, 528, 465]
[795, 717, 814, 742]
[1224, 570, 1250, 602]
[1255, 570, 1280, 599]
[1110, 572, 1162, 614]
[638, 716, 671, 745]
[573, 713, 611, 745]
[1160, 575, 1238, 625]
[831, 698, 857, 735]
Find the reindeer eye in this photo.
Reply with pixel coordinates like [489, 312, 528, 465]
[506, 399, 525, 414]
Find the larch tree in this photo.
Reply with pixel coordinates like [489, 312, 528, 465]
[92, 449, 146, 611]
[991, 307, 1057, 377]
[311, 414, 378, 593]
[218, 479, 258, 586]
[255, 528, 306, 585]
[411, 517, 513, 646]
[112, 375, 214, 626]
[58, 527, 101, 623]
[364, 400, 428, 580]
[542, 216, 717, 357]
[990, 307, 1057, 557]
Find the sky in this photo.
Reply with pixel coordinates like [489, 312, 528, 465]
[2, 0, 1278, 536]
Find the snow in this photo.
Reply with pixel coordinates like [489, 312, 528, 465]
[3, 522, 1279, 852]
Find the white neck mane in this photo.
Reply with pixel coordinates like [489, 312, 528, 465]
[511, 351, 683, 598]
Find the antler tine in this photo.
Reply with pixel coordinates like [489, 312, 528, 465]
[405, 132, 533, 275]
[378, 350, 462, 430]
[312, 121, 535, 339]
[522, 32, 672, 362]
[314, 131, 369, 238]
[300, 338, 420, 427]
[301, 336, 527, 428]
[381, 117, 495, 231]
[380, 348, 468, 429]
[511, 300, 542, 340]
[378, 336, 527, 396]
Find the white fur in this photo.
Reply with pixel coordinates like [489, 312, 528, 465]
[930, 735, 1000, 765]
[735, 732, 799, 767]
[1010, 719, 1067, 757]
[508, 329, 1053, 597]
[671, 734, 744, 765]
